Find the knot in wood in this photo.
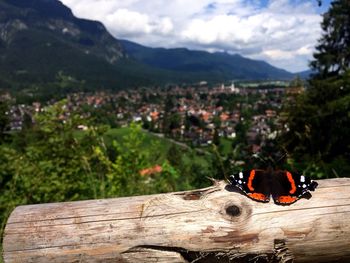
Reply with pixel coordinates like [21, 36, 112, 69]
[225, 205, 241, 217]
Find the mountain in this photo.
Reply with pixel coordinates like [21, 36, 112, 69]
[294, 69, 314, 79]
[0, 0, 294, 93]
[0, 0, 151, 90]
[120, 40, 294, 80]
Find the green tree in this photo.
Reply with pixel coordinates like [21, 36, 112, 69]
[213, 115, 221, 128]
[162, 95, 176, 135]
[0, 101, 110, 249]
[0, 101, 9, 143]
[283, 1, 350, 178]
[290, 75, 304, 87]
[213, 128, 220, 146]
[166, 144, 182, 167]
[169, 113, 182, 130]
[4, 101, 108, 201]
[0, 104, 194, 255]
[95, 123, 183, 196]
[310, 0, 350, 78]
[285, 73, 350, 161]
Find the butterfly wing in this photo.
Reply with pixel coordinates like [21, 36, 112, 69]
[272, 170, 318, 205]
[229, 170, 270, 203]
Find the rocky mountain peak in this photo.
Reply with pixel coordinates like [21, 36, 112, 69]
[0, 0, 125, 63]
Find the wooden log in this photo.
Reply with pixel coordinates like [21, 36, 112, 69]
[3, 178, 350, 263]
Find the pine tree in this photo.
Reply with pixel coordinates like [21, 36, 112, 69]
[283, 0, 350, 177]
[0, 101, 9, 143]
[310, 0, 350, 78]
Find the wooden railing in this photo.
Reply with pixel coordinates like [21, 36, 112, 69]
[3, 178, 350, 262]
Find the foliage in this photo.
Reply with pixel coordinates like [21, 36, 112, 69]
[310, 0, 350, 78]
[1, 101, 107, 224]
[282, 1, 350, 178]
[94, 123, 184, 197]
[0, 101, 9, 143]
[290, 75, 304, 87]
[0, 104, 102, 256]
[283, 71, 350, 177]
[0, 102, 218, 254]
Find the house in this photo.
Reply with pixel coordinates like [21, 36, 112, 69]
[220, 112, 230, 122]
[140, 165, 162, 176]
[150, 111, 160, 121]
[265, 109, 277, 118]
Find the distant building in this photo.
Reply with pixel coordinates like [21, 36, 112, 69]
[286, 87, 305, 95]
[139, 165, 162, 176]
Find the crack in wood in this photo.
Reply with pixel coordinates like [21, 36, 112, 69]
[7, 212, 143, 225]
[122, 245, 275, 263]
[251, 203, 350, 217]
[7, 210, 207, 233]
[273, 239, 294, 263]
[318, 184, 350, 188]
[4, 242, 120, 253]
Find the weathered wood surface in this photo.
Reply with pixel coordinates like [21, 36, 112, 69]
[3, 178, 350, 263]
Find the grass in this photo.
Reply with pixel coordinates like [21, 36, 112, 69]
[219, 137, 234, 156]
[103, 127, 213, 169]
[78, 127, 232, 168]
[101, 127, 225, 187]
[103, 127, 172, 162]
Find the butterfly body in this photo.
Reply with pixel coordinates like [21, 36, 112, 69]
[229, 169, 318, 205]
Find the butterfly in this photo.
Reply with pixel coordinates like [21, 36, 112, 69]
[228, 169, 318, 205]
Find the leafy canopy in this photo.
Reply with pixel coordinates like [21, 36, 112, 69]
[282, 0, 350, 178]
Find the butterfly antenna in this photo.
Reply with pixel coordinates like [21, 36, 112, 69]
[277, 146, 292, 168]
[266, 155, 275, 166]
[275, 152, 287, 165]
[252, 153, 267, 165]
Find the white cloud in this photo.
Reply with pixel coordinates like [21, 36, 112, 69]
[296, 45, 314, 56]
[103, 9, 173, 38]
[182, 15, 254, 45]
[105, 9, 152, 36]
[156, 17, 174, 34]
[263, 49, 294, 60]
[60, 0, 325, 72]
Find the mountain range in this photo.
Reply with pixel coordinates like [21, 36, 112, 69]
[0, 0, 309, 92]
[120, 40, 294, 80]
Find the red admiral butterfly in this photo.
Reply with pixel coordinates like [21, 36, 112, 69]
[228, 170, 318, 205]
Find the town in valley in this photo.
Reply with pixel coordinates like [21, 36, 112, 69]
[2, 79, 304, 160]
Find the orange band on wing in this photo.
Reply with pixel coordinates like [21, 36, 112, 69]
[286, 171, 297, 194]
[248, 193, 268, 201]
[277, 195, 298, 204]
[247, 170, 255, 191]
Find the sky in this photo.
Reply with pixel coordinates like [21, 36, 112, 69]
[60, 0, 332, 73]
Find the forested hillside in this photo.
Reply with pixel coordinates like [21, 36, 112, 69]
[0, 0, 297, 94]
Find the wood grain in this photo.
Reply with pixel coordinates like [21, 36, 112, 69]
[3, 178, 350, 263]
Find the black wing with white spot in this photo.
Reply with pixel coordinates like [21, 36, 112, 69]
[229, 170, 270, 202]
[272, 171, 318, 205]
